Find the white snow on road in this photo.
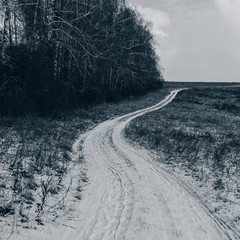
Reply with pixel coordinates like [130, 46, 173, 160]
[59, 89, 238, 240]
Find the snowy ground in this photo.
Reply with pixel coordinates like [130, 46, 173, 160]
[2, 89, 239, 239]
[125, 86, 240, 237]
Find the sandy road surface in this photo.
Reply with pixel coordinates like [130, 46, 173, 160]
[60, 89, 238, 240]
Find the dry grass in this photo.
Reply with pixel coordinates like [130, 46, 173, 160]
[0, 116, 91, 229]
[125, 84, 240, 234]
[0, 85, 172, 231]
[2, 82, 238, 234]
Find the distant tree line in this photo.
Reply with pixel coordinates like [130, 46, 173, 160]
[0, 0, 164, 116]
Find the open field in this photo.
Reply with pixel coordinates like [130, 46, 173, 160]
[125, 84, 240, 234]
[1, 81, 240, 238]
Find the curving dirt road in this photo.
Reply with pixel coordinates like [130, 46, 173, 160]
[61, 89, 238, 240]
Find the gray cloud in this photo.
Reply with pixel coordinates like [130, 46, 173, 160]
[129, 0, 240, 82]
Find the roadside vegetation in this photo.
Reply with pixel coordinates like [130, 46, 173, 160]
[125, 84, 240, 234]
[0, 85, 171, 235]
[1, 81, 239, 235]
[0, 0, 163, 116]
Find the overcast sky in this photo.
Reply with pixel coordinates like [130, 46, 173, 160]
[129, 0, 240, 82]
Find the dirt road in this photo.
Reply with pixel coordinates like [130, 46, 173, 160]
[61, 89, 237, 240]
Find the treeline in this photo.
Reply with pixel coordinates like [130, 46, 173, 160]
[0, 0, 164, 116]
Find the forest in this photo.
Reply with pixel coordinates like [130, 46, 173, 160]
[0, 0, 164, 116]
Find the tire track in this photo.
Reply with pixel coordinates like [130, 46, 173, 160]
[60, 89, 238, 240]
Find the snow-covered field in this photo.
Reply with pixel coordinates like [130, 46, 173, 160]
[125, 86, 240, 238]
[1, 88, 239, 239]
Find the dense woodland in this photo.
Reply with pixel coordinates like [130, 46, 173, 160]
[0, 0, 164, 116]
